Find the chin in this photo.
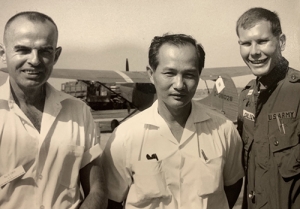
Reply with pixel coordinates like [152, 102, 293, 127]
[248, 64, 272, 77]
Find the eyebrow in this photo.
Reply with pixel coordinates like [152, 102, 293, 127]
[14, 45, 54, 51]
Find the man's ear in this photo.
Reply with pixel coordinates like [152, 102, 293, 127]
[0, 44, 7, 64]
[279, 34, 286, 51]
[53, 46, 62, 65]
[146, 66, 154, 84]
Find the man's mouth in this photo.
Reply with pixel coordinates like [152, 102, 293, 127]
[249, 58, 268, 65]
[170, 93, 186, 98]
[22, 69, 40, 75]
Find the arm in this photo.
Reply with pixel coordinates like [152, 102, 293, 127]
[101, 127, 131, 206]
[223, 121, 245, 208]
[79, 158, 108, 209]
[107, 199, 123, 209]
[224, 178, 243, 209]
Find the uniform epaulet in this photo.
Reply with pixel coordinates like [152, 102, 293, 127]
[288, 68, 300, 83]
[241, 79, 255, 92]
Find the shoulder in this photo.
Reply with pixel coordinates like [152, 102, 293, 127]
[193, 102, 234, 129]
[239, 79, 255, 98]
[46, 84, 92, 118]
[286, 67, 300, 84]
[113, 107, 151, 138]
[199, 103, 228, 121]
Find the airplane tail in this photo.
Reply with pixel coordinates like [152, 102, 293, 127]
[196, 75, 239, 123]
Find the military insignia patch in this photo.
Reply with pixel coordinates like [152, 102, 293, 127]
[243, 109, 255, 121]
[268, 111, 296, 121]
[247, 89, 253, 96]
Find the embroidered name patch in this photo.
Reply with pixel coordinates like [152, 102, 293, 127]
[268, 111, 296, 121]
[243, 109, 255, 121]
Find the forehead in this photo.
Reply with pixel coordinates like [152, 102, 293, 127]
[4, 17, 58, 45]
[157, 43, 198, 63]
[238, 20, 275, 40]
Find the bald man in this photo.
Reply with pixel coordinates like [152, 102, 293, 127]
[0, 11, 107, 209]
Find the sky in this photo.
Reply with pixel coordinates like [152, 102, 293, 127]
[0, 0, 299, 89]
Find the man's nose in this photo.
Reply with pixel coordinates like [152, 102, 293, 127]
[250, 43, 261, 56]
[28, 50, 41, 66]
[173, 75, 185, 90]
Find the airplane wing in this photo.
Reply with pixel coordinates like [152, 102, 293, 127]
[51, 68, 151, 83]
[0, 66, 251, 84]
[0, 68, 151, 84]
[200, 66, 251, 80]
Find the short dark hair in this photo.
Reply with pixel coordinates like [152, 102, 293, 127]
[148, 33, 205, 72]
[4, 11, 58, 42]
[236, 7, 282, 37]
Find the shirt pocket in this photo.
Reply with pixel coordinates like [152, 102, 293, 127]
[59, 145, 84, 188]
[269, 119, 300, 178]
[197, 155, 224, 197]
[132, 160, 170, 202]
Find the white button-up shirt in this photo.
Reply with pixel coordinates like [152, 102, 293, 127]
[0, 78, 102, 209]
[102, 100, 244, 209]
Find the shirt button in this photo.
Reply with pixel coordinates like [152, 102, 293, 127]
[248, 191, 255, 199]
[274, 140, 279, 146]
[40, 205, 45, 209]
[180, 178, 184, 183]
[38, 174, 43, 180]
[296, 158, 300, 163]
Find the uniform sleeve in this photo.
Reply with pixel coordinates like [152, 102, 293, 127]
[237, 89, 246, 137]
[101, 126, 131, 202]
[80, 104, 102, 169]
[223, 121, 244, 186]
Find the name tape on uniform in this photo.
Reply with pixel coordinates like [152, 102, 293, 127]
[0, 166, 25, 187]
[243, 109, 255, 122]
[268, 111, 296, 121]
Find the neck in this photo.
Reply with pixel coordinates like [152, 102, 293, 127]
[158, 101, 192, 127]
[258, 57, 289, 89]
[10, 81, 46, 106]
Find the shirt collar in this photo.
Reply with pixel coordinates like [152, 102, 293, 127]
[142, 100, 211, 127]
[258, 57, 289, 90]
[0, 77, 74, 104]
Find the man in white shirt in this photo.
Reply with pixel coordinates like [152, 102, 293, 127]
[102, 33, 244, 209]
[0, 11, 107, 209]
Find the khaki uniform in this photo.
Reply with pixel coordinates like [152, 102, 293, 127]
[237, 59, 300, 209]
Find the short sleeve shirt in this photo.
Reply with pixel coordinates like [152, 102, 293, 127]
[0, 78, 102, 209]
[102, 100, 244, 209]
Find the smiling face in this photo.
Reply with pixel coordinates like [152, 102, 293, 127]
[147, 43, 200, 112]
[0, 17, 61, 91]
[238, 20, 285, 77]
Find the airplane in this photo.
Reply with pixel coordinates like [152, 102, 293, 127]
[0, 64, 251, 131]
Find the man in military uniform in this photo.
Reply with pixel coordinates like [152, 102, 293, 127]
[236, 7, 300, 209]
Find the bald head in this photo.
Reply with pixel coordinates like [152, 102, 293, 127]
[4, 11, 59, 45]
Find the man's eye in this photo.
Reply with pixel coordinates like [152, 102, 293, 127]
[185, 74, 196, 78]
[40, 49, 52, 55]
[164, 72, 175, 76]
[258, 40, 268, 45]
[16, 48, 31, 54]
[240, 42, 251, 46]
